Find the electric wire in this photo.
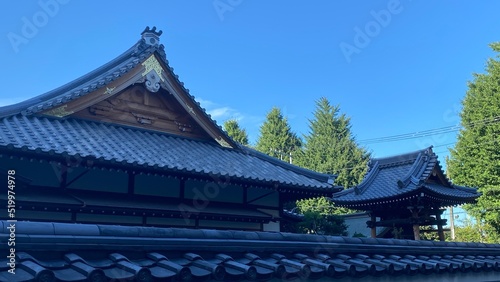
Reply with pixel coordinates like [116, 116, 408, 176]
[358, 115, 500, 144]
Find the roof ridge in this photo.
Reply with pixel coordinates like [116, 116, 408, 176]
[373, 146, 433, 167]
[5, 220, 499, 250]
[354, 161, 380, 195]
[397, 152, 426, 188]
[241, 146, 338, 186]
[0, 38, 157, 118]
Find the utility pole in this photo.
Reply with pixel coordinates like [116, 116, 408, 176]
[445, 156, 455, 240]
[450, 206, 455, 240]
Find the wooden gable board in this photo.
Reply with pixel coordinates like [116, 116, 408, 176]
[41, 52, 235, 147]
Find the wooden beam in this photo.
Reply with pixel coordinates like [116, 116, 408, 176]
[43, 65, 145, 117]
[367, 217, 447, 227]
[128, 172, 135, 194]
[179, 177, 185, 200]
[370, 214, 377, 238]
[243, 186, 248, 207]
[246, 190, 276, 205]
[59, 164, 68, 189]
[65, 169, 90, 188]
[411, 208, 420, 241]
[436, 212, 445, 241]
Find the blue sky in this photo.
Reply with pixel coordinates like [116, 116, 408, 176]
[1, 0, 499, 163]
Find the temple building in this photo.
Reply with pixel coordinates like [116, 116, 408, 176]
[0, 27, 340, 233]
[1, 27, 499, 282]
[333, 147, 480, 241]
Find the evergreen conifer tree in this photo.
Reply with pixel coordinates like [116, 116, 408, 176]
[223, 119, 249, 146]
[447, 42, 500, 235]
[295, 97, 370, 215]
[296, 97, 370, 188]
[255, 107, 301, 162]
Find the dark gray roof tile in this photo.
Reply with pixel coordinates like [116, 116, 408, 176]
[0, 27, 338, 193]
[0, 115, 335, 191]
[333, 147, 480, 207]
[11, 248, 493, 282]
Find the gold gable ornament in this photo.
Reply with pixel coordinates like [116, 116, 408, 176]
[216, 136, 232, 148]
[142, 55, 164, 80]
[186, 104, 196, 116]
[141, 55, 165, 93]
[44, 105, 74, 117]
[103, 87, 116, 95]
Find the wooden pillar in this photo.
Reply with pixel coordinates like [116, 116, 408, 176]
[436, 212, 445, 241]
[370, 214, 377, 238]
[411, 208, 420, 240]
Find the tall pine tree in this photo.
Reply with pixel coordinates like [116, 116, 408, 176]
[295, 98, 370, 216]
[223, 119, 249, 146]
[447, 42, 500, 235]
[255, 107, 301, 161]
[296, 97, 370, 188]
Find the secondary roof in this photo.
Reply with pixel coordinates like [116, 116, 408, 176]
[333, 147, 479, 209]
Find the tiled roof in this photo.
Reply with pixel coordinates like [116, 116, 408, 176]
[0, 26, 338, 192]
[333, 147, 479, 206]
[1, 221, 500, 282]
[0, 26, 235, 145]
[0, 29, 172, 118]
[0, 115, 334, 190]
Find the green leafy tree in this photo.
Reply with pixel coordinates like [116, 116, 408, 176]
[447, 42, 500, 235]
[454, 217, 500, 244]
[297, 211, 348, 236]
[296, 196, 336, 215]
[295, 97, 370, 188]
[255, 107, 301, 161]
[223, 119, 249, 146]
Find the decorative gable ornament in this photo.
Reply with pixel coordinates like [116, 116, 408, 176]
[141, 55, 164, 93]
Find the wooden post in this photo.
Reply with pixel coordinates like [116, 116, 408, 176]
[370, 214, 377, 238]
[411, 208, 420, 240]
[436, 212, 445, 241]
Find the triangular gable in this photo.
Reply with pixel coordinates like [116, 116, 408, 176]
[30, 27, 235, 148]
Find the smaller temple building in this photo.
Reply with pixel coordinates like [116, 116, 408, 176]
[332, 147, 480, 241]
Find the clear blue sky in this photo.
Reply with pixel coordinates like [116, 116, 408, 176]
[1, 1, 499, 163]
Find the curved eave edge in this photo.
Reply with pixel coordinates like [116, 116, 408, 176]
[0, 145, 333, 191]
[452, 184, 481, 194]
[0, 39, 157, 119]
[240, 146, 339, 186]
[422, 185, 481, 199]
[333, 190, 479, 208]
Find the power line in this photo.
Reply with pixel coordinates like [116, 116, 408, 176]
[434, 137, 500, 156]
[358, 115, 500, 145]
[336, 137, 500, 172]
